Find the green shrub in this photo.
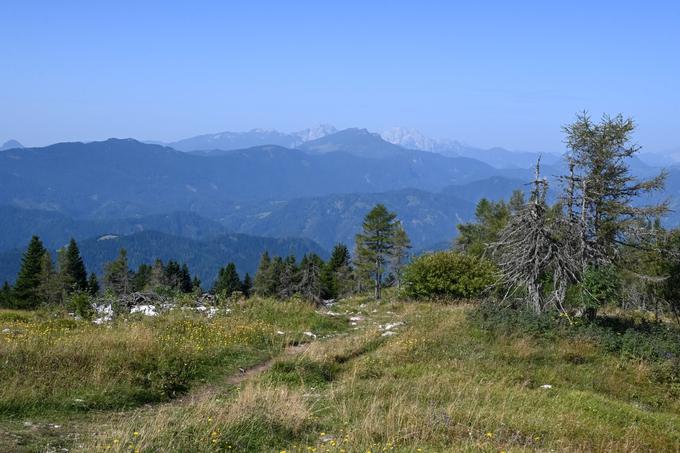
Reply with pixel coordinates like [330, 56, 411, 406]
[401, 251, 497, 300]
[70, 291, 93, 320]
[580, 265, 621, 310]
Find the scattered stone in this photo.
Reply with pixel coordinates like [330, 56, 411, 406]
[276, 330, 285, 335]
[303, 331, 317, 339]
[540, 384, 553, 389]
[1, 328, 11, 334]
[349, 316, 364, 322]
[130, 304, 158, 316]
[380, 322, 405, 331]
[381, 331, 397, 337]
[320, 434, 336, 443]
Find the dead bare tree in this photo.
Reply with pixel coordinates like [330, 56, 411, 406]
[491, 159, 580, 314]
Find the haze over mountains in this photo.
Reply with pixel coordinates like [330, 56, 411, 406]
[1, 126, 676, 286]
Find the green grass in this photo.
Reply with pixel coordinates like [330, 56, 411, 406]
[2, 296, 680, 452]
[0, 298, 345, 418]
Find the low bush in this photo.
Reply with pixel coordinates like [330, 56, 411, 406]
[401, 251, 497, 300]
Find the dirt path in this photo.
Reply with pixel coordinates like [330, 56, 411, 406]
[172, 342, 311, 406]
[225, 343, 309, 386]
[0, 342, 313, 452]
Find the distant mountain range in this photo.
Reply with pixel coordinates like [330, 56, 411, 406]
[158, 125, 561, 170]
[1, 126, 675, 287]
[163, 125, 338, 153]
[0, 135, 508, 219]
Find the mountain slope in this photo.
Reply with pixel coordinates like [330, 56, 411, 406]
[298, 128, 410, 159]
[220, 188, 479, 250]
[0, 206, 228, 252]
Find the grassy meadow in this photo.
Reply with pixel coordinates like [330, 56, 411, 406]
[1, 296, 679, 452]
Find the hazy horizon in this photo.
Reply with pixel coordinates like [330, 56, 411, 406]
[2, 1, 679, 153]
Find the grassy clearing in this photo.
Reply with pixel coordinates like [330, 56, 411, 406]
[3, 296, 680, 452]
[82, 297, 680, 452]
[0, 299, 345, 418]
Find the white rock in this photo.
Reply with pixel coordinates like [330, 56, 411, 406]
[1, 328, 11, 334]
[303, 331, 317, 339]
[540, 384, 553, 389]
[381, 331, 397, 337]
[276, 331, 285, 335]
[130, 305, 157, 316]
[381, 322, 404, 331]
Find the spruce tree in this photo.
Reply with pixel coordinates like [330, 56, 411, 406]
[14, 236, 47, 308]
[37, 251, 61, 305]
[0, 281, 12, 308]
[321, 243, 352, 299]
[355, 204, 398, 300]
[278, 256, 298, 299]
[64, 238, 88, 292]
[165, 260, 182, 290]
[241, 273, 253, 297]
[191, 276, 202, 293]
[179, 264, 193, 293]
[103, 248, 130, 296]
[87, 272, 100, 296]
[298, 253, 323, 303]
[150, 259, 166, 288]
[131, 264, 152, 292]
[213, 262, 242, 296]
[253, 252, 273, 297]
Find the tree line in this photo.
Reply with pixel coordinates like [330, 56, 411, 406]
[1, 206, 413, 309]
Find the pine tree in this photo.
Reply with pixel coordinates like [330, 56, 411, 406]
[87, 272, 100, 296]
[14, 236, 47, 308]
[213, 262, 242, 296]
[355, 204, 398, 300]
[241, 273, 253, 297]
[64, 238, 88, 292]
[103, 248, 130, 296]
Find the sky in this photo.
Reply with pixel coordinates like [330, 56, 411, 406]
[1, 1, 679, 153]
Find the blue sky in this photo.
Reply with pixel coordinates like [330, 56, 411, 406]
[1, 1, 679, 153]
